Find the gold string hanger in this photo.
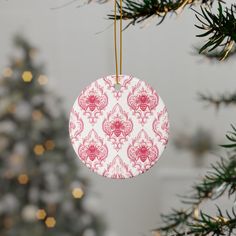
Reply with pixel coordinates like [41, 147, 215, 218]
[114, 0, 123, 85]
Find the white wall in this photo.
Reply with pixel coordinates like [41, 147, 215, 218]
[0, 1, 235, 235]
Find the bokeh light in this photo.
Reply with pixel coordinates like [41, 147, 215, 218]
[18, 174, 29, 185]
[72, 188, 84, 199]
[22, 71, 33, 82]
[38, 75, 48, 85]
[36, 209, 47, 220]
[33, 145, 45, 156]
[45, 140, 55, 151]
[3, 67, 13, 77]
[32, 110, 43, 121]
[45, 217, 56, 228]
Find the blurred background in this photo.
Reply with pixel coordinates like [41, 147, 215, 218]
[0, 1, 235, 236]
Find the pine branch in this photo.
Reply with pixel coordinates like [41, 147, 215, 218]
[153, 126, 236, 236]
[185, 156, 236, 204]
[193, 46, 236, 61]
[199, 92, 236, 108]
[108, 0, 236, 60]
[154, 207, 236, 236]
[221, 125, 236, 149]
[187, 208, 236, 236]
[108, 0, 216, 27]
[194, 3, 236, 60]
[157, 208, 193, 233]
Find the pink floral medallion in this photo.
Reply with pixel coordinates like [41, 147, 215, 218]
[102, 104, 133, 151]
[152, 107, 169, 145]
[78, 129, 108, 171]
[127, 81, 158, 125]
[78, 81, 108, 125]
[103, 155, 134, 179]
[103, 75, 133, 100]
[128, 129, 159, 173]
[69, 75, 169, 179]
[69, 108, 84, 145]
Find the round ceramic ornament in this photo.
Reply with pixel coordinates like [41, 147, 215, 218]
[69, 75, 169, 179]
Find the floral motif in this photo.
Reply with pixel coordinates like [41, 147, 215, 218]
[152, 107, 169, 145]
[103, 155, 133, 179]
[78, 82, 108, 124]
[69, 108, 84, 144]
[128, 129, 159, 173]
[102, 104, 133, 150]
[127, 81, 158, 125]
[103, 75, 133, 100]
[78, 130, 108, 171]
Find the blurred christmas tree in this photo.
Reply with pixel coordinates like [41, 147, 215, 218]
[0, 36, 105, 236]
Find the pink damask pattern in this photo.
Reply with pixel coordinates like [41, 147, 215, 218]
[103, 155, 134, 179]
[78, 129, 108, 171]
[152, 107, 169, 145]
[102, 104, 133, 151]
[103, 75, 133, 100]
[78, 81, 108, 124]
[69, 108, 84, 144]
[127, 81, 158, 125]
[69, 75, 169, 179]
[128, 129, 159, 173]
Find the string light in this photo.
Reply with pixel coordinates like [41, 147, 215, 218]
[33, 144, 45, 156]
[36, 209, 47, 220]
[72, 187, 84, 199]
[45, 217, 56, 228]
[3, 68, 13, 77]
[32, 110, 43, 121]
[22, 71, 33, 82]
[45, 140, 55, 151]
[38, 75, 48, 85]
[18, 174, 29, 185]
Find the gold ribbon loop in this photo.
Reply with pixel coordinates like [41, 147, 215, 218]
[114, 0, 123, 84]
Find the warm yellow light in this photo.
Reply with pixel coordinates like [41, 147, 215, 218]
[72, 188, 84, 199]
[3, 68, 13, 77]
[45, 217, 56, 228]
[38, 75, 48, 85]
[34, 145, 45, 156]
[193, 207, 199, 219]
[45, 140, 55, 151]
[18, 174, 29, 185]
[22, 71, 33, 82]
[214, 216, 229, 223]
[221, 217, 229, 223]
[32, 110, 43, 121]
[36, 209, 47, 220]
